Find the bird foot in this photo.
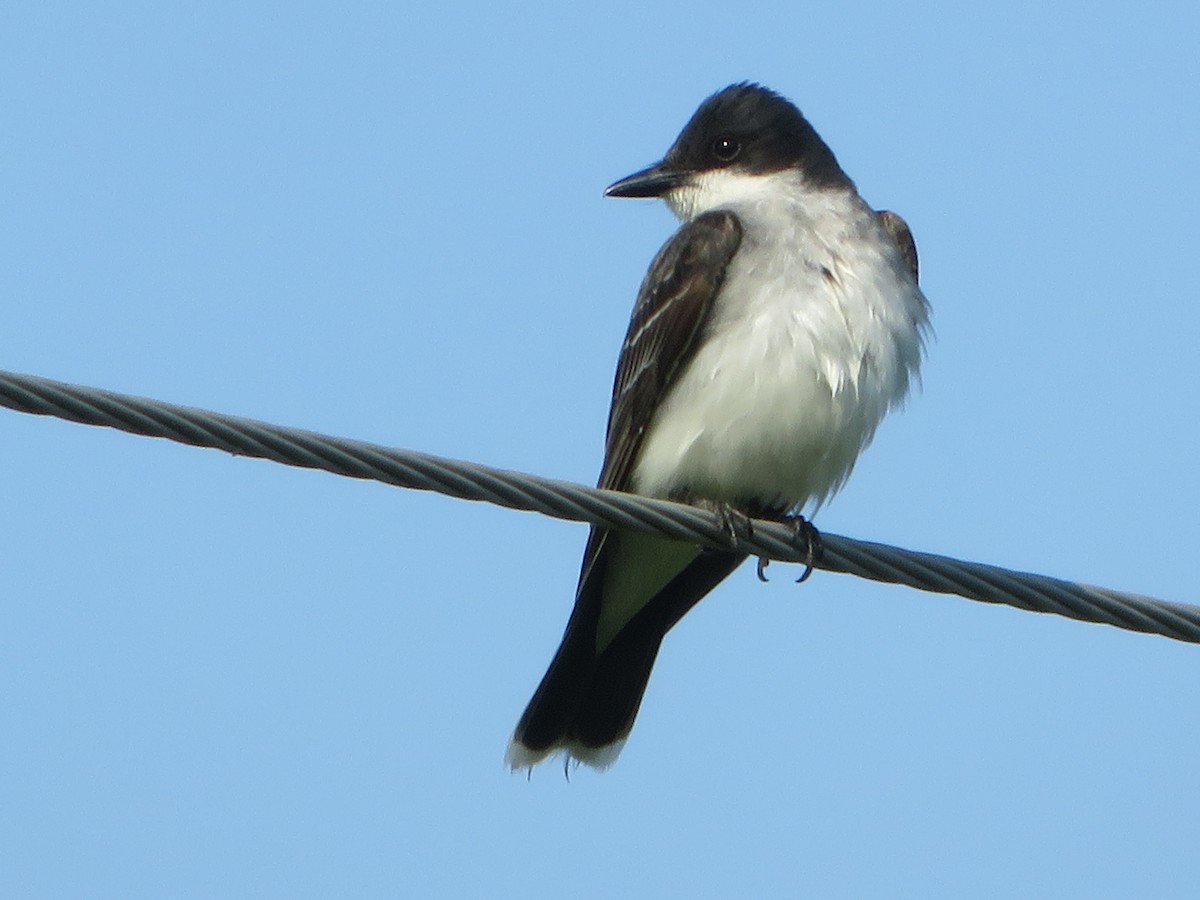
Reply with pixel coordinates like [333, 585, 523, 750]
[756, 514, 823, 583]
[692, 499, 754, 549]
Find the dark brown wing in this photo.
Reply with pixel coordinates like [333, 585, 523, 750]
[510, 211, 744, 758]
[571, 207, 743, 624]
[598, 209, 744, 492]
[877, 209, 919, 283]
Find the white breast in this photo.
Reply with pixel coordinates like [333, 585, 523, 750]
[631, 170, 929, 513]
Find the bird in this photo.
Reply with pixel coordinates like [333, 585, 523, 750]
[506, 83, 930, 771]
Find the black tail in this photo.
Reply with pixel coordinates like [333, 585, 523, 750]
[507, 544, 744, 769]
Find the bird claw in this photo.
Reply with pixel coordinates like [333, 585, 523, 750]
[757, 556, 770, 582]
[695, 499, 754, 549]
[783, 514, 822, 583]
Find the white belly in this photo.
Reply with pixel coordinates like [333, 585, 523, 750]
[631, 194, 927, 513]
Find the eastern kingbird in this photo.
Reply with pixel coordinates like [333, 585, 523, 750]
[507, 83, 930, 770]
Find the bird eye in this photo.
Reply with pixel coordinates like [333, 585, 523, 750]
[712, 134, 741, 162]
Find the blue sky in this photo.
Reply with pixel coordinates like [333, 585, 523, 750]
[3, 1, 1199, 897]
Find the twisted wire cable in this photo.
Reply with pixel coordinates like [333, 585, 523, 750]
[3, 368, 1198, 645]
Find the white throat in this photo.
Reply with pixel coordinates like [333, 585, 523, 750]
[665, 167, 831, 221]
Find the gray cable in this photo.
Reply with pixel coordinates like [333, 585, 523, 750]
[3, 368, 1197, 644]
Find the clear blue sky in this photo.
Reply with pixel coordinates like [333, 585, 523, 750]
[4, 2, 1199, 897]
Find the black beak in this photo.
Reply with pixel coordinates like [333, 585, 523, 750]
[604, 161, 687, 198]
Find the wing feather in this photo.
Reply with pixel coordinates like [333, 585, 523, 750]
[877, 209, 919, 282]
[598, 210, 743, 492]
